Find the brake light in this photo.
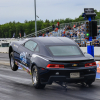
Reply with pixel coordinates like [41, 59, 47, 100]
[85, 62, 96, 67]
[47, 64, 64, 68]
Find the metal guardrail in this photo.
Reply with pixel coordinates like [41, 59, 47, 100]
[24, 26, 52, 38]
[59, 19, 100, 29]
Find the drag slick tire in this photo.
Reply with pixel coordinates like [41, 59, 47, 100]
[81, 79, 95, 87]
[86, 79, 95, 86]
[32, 66, 46, 89]
[10, 52, 18, 71]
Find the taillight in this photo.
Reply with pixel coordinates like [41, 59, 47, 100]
[47, 64, 64, 68]
[85, 62, 96, 67]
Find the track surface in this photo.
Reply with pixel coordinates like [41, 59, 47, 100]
[0, 65, 100, 100]
[0, 53, 9, 61]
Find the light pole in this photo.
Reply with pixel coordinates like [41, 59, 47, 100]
[34, 0, 37, 37]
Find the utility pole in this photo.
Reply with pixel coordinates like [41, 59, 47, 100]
[34, 0, 37, 37]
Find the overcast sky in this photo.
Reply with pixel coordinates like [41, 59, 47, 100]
[0, 0, 100, 25]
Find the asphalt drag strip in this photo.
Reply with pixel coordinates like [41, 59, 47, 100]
[0, 65, 100, 100]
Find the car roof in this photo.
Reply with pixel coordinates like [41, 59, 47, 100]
[30, 37, 76, 45]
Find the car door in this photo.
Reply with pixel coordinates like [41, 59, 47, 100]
[18, 44, 31, 68]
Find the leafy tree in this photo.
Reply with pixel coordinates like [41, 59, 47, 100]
[0, 9, 100, 38]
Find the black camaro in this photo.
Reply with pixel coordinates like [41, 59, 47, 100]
[9, 37, 97, 89]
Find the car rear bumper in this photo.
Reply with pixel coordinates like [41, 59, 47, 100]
[39, 66, 97, 84]
[45, 74, 95, 84]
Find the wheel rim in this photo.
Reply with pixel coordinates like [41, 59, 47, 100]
[33, 68, 37, 84]
[11, 56, 14, 68]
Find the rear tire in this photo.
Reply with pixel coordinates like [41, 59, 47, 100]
[10, 52, 18, 71]
[32, 66, 46, 89]
[81, 79, 95, 87]
[86, 79, 95, 86]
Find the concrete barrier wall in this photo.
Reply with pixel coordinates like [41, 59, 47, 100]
[0, 47, 100, 56]
[80, 47, 100, 56]
[94, 47, 100, 56]
[0, 47, 9, 53]
[80, 47, 87, 53]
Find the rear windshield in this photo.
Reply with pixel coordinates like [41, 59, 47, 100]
[48, 46, 82, 56]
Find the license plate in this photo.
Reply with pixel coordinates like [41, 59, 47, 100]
[70, 72, 80, 78]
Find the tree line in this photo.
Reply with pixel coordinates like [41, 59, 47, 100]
[0, 10, 100, 38]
